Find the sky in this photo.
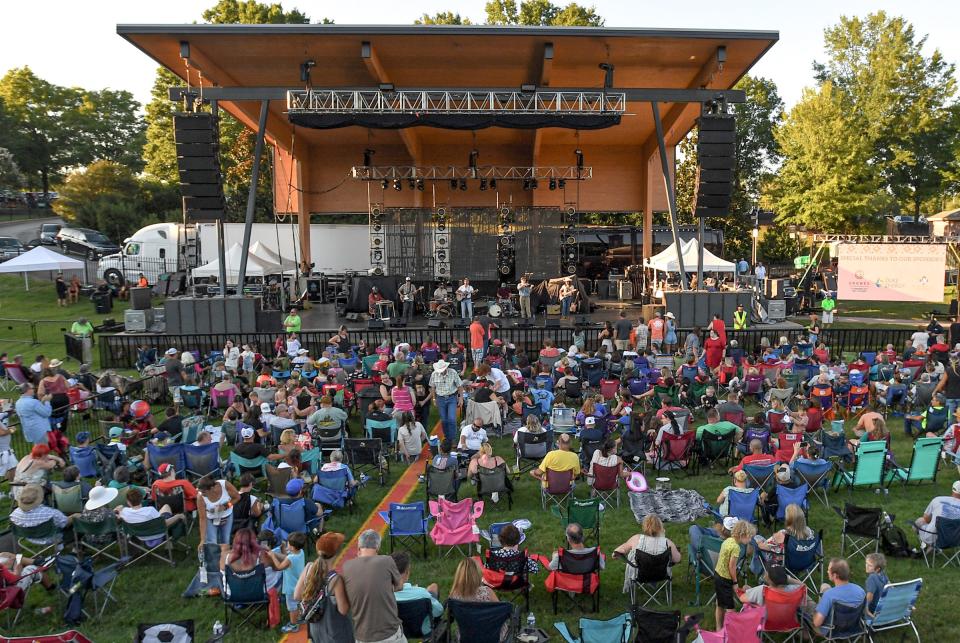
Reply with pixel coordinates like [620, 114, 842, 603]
[1, 0, 959, 110]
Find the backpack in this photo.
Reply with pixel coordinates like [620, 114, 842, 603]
[300, 570, 333, 622]
[880, 522, 914, 558]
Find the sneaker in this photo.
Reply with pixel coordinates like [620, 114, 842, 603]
[491, 492, 500, 503]
[281, 623, 301, 633]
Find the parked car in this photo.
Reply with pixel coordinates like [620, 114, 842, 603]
[39, 223, 61, 245]
[0, 236, 25, 262]
[56, 227, 120, 260]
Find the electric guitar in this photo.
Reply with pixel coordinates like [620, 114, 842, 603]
[401, 286, 424, 302]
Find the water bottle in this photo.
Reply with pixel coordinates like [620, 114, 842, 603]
[526, 612, 536, 630]
[213, 620, 224, 636]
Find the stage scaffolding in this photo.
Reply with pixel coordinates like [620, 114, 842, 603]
[378, 207, 564, 281]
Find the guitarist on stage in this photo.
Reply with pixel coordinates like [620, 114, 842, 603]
[398, 276, 421, 322]
[456, 278, 475, 319]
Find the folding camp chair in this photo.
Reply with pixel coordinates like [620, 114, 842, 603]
[885, 436, 942, 487]
[145, 443, 186, 483]
[264, 464, 293, 499]
[52, 484, 84, 515]
[481, 547, 533, 611]
[865, 578, 922, 642]
[743, 462, 776, 491]
[179, 386, 205, 413]
[794, 460, 834, 507]
[311, 421, 346, 458]
[223, 564, 269, 630]
[554, 612, 632, 643]
[0, 558, 54, 629]
[119, 516, 185, 567]
[344, 437, 389, 486]
[687, 533, 723, 606]
[697, 603, 765, 643]
[69, 446, 99, 478]
[625, 548, 673, 607]
[515, 430, 553, 475]
[551, 406, 576, 434]
[739, 429, 771, 455]
[817, 600, 867, 642]
[541, 468, 575, 510]
[477, 464, 513, 509]
[743, 375, 765, 404]
[12, 519, 63, 559]
[698, 431, 736, 473]
[228, 453, 267, 480]
[832, 441, 886, 493]
[654, 432, 696, 473]
[445, 598, 517, 643]
[833, 503, 882, 560]
[429, 497, 483, 558]
[555, 497, 603, 545]
[94, 443, 125, 482]
[365, 417, 398, 460]
[178, 415, 205, 444]
[378, 501, 430, 558]
[782, 530, 824, 594]
[55, 553, 122, 622]
[774, 484, 809, 524]
[767, 411, 789, 435]
[590, 462, 621, 508]
[761, 585, 807, 642]
[183, 442, 222, 481]
[312, 467, 356, 512]
[915, 516, 960, 568]
[579, 436, 604, 470]
[425, 464, 459, 502]
[631, 606, 700, 643]
[819, 424, 853, 462]
[713, 487, 760, 524]
[544, 547, 603, 614]
[397, 597, 441, 640]
[73, 514, 124, 563]
[839, 385, 870, 420]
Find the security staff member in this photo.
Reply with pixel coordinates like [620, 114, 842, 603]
[733, 303, 749, 330]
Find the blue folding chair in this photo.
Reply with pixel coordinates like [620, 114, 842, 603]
[378, 501, 430, 558]
[712, 487, 760, 524]
[818, 600, 867, 641]
[145, 443, 186, 482]
[554, 612, 632, 643]
[312, 468, 356, 511]
[222, 564, 269, 630]
[69, 445, 99, 478]
[365, 417, 398, 455]
[266, 497, 323, 543]
[446, 599, 516, 643]
[916, 515, 960, 568]
[865, 578, 922, 642]
[775, 484, 809, 523]
[338, 356, 358, 373]
[743, 463, 776, 491]
[783, 529, 824, 593]
[183, 442, 222, 480]
[793, 461, 834, 507]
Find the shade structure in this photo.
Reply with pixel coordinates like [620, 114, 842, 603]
[249, 240, 297, 271]
[644, 238, 735, 273]
[0, 246, 85, 273]
[191, 243, 282, 282]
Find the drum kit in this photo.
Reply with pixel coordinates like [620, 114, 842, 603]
[486, 295, 519, 318]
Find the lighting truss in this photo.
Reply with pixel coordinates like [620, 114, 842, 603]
[813, 234, 960, 243]
[288, 89, 625, 115]
[351, 166, 591, 181]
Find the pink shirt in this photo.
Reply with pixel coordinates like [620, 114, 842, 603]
[391, 386, 415, 413]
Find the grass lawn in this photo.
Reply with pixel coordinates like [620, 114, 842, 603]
[4, 405, 956, 641]
[835, 286, 956, 322]
[0, 274, 136, 371]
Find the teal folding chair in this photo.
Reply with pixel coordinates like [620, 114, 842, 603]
[885, 436, 942, 487]
[229, 452, 267, 480]
[687, 534, 723, 606]
[865, 578, 922, 643]
[832, 440, 886, 493]
[554, 612, 632, 643]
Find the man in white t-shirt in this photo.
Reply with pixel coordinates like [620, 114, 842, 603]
[487, 367, 511, 396]
[457, 418, 488, 456]
[911, 326, 930, 352]
[914, 480, 960, 547]
[116, 488, 185, 545]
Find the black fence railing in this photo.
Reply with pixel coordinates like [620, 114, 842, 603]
[99, 325, 917, 370]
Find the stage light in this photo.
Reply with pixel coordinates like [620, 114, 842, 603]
[416, 179, 424, 191]
[558, 179, 566, 190]
[300, 59, 316, 84]
[378, 82, 395, 92]
[480, 178, 488, 191]
[521, 83, 537, 93]
[363, 148, 375, 167]
[450, 179, 458, 190]
[531, 179, 538, 190]
[599, 62, 615, 89]
[469, 149, 479, 170]
[459, 179, 467, 191]
[549, 178, 557, 191]
[575, 149, 584, 169]
[490, 178, 497, 190]
[522, 179, 530, 191]
[393, 179, 402, 191]
[380, 179, 388, 190]
[408, 179, 416, 190]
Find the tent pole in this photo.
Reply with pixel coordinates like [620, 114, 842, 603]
[651, 102, 688, 290]
[23, 272, 28, 291]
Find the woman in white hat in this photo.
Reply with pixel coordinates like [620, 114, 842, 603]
[664, 312, 678, 355]
[79, 486, 120, 546]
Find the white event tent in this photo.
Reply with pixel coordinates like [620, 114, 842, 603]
[644, 238, 736, 273]
[192, 243, 282, 283]
[0, 246, 85, 290]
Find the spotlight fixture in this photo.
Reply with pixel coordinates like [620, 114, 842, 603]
[599, 62, 615, 89]
[378, 82, 395, 92]
[520, 83, 537, 93]
[549, 178, 557, 191]
[362, 148, 375, 167]
[522, 179, 530, 191]
[575, 149, 584, 179]
[450, 179, 458, 190]
[300, 59, 316, 84]
[531, 179, 539, 190]
[459, 179, 468, 191]
[393, 179, 402, 191]
[408, 178, 416, 190]
[469, 149, 479, 171]
[416, 179, 425, 191]
[558, 179, 566, 190]
[480, 178, 488, 191]
[380, 179, 388, 190]
[490, 178, 497, 190]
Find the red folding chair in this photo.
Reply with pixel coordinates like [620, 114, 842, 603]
[761, 585, 807, 642]
[655, 431, 696, 474]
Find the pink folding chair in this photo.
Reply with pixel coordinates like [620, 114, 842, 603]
[4, 363, 29, 387]
[210, 386, 236, 412]
[429, 497, 484, 557]
[697, 604, 765, 643]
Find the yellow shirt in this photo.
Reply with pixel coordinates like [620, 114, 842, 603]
[716, 537, 741, 580]
[538, 450, 581, 480]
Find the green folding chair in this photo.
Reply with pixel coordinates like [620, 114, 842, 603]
[120, 516, 187, 567]
[885, 436, 942, 487]
[300, 447, 323, 475]
[74, 514, 124, 563]
[12, 519, 63, 558]
[229, 452, 267, 480]
[51, 484, 84, 515]
[832, 440, 886, 493]
[686, 533, 723, 606]
[553, 497, 603, 546]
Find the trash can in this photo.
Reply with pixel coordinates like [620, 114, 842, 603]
[93, 292, 112, 314]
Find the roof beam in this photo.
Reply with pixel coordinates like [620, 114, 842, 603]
[361, 41, 421, 163]
[532, 43, 555, 166]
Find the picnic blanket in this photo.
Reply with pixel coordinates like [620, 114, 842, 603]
[629, 489, 710, 524]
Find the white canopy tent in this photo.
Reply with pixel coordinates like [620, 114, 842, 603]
[0, 246, 85, 290]
[644, 238, 736, 273]
[249, 240, 297, 271]
[192, 243, 282, 282]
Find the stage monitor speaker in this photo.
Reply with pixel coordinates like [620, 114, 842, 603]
[178, 299, 197, 334]
[695, 113, 736, 217]
[617, 280, 633, 301]
[574, 315, 591, 327]
[546, 304, 561, 316]
[164, 299, 181, 334]
[124, 309, 153, 333]
[427, 319, 444, 328]
[767, 300, 787, 321]
[454, 318, 470, 329]
[367, 319, 385, 330]
[174, 113, 225, 222]
[544, 318, 560, 329]
[129, 287, 152, 310]
[389, 319, 407, 328]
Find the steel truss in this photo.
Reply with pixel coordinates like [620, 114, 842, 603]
[287, 89, 625, 115]
[351, 166, 591, 181]
[813, 234, 960, 243]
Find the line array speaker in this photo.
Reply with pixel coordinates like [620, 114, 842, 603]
[694, 114, 736, 217]
[433, 207, 450, 279]
[560, 204, 578, 275]
[370, 204, 386, 276]
[497, 207, 515, 280]
[174, 113, 225, 222]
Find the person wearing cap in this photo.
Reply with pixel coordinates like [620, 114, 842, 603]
[398, 276, 418, 322]
[559, 277, 577, 319]
[913, 480, 960, 548]
[233, 425, 283, 472]
[14, 382, 52, 447]
[70, 317, 94, 338]
[163, 348, 186, 404]
[733, 303, 749, 331]
[10, 484, 71, 538]
[150, 462, 199, 512]
[275, 477, 323, 530]
[293, 531, 353, 640]
[430, 358, 464, 444]
[78, 485, 120, 545]
[663, 311, 678, 354]
[283, 307, 302, 334]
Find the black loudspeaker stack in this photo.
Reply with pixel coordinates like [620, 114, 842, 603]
[370, 204, 386, 276]
[164, 297, 260, 334]
[560, 205, 578, 275]
[368, 319, 385, 330]
[497, 206, 515, 281]
[433, 207, 450, 280]
[695, 114, 736, 218]
[129, 287, 152, 311]
[173, 113, 225, 222]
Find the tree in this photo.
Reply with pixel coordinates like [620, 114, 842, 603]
[57, 161, 144, 241]
[485, 0, 602, 26]
[416, 12, 472, 25]
[756, 225, 799, 263]
[674, 132, 698, 224]
[813, 12, 958, 215]
[142, 69, 181, 184]
[201, 0, 309, 23]
[0, 148, 24, 191]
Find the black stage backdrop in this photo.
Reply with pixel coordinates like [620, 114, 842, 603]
[347, 275, 402, 313]
[531, 277, 591, 311]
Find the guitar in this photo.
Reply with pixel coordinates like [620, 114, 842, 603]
[401, 286, 424, 302]
[456, 288, 475, 302]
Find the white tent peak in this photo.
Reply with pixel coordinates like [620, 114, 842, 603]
[192, 243, 282, 283]
[644, 238, 736, 273]
[249, 240, 296, 271]
[0, 246, 85, 273]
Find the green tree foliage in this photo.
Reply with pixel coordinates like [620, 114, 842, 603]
[485, 0, 602, 26]
[142, 69, 181, 184]
[756, 225, 800, 263]
[57, 161, 144, 241]
[201, 0, 308, 23]
[674, 132, 698, 224]
[0, 67, 144, 196]
[0, 148, 24, 190]
[416, 12, 472, 25]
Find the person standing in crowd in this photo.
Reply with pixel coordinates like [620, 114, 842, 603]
[283, 307, 302, 334]
[337, 529, 405, 643]
[70, 317, 94, 338]
[821, 292, 837, 328]
[648, 311, 666, 354]
[457, 278, 475, 319]
[222, 340, 240, 374]
[935, 357, 960, 418]
[164, 348, 186, 405]
[67, 274, 81, 305]
[430, 359, 463, 445]
[517, 274, 533, 319]
[733, 303, 749, 330]
[398, 276, 417, 323]
[469, 317, 485, 366]
[755, 262, 767, 283]
[294, 531, 353, 640]
[14, 383, 52, 447]
[55, 274, 67, 307]
[614, 311, 633, 352]
[737, 258, 749, 275]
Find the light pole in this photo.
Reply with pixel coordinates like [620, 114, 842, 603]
[751, 227, 759, 266]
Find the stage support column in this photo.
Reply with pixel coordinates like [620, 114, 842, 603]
[297, 156, 311, 275]
[651, 101, 688, 290]
[237, 99, 270, 287]
[211, 99, 228, 298]
[697, 215, 705, 290]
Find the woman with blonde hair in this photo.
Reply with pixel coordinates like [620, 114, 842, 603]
[716, 469, 753, 516]
[753, 503, 815, 572]
[467, 441, 507, 478]
[613, 513, 682, 592]
[449, 557, 497, 602]
[277, 428, 297, 457]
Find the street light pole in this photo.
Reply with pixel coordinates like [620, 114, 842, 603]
[751, 227, 759, 266]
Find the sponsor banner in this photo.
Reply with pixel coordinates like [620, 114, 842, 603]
[837, 243, 945, 302]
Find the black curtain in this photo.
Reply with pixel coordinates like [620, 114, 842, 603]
[346, 275, 402, 313]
